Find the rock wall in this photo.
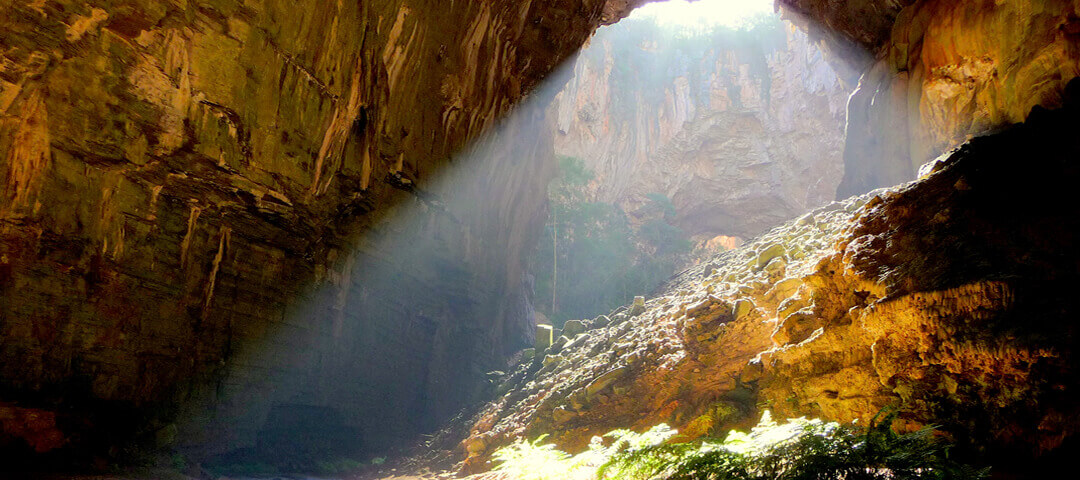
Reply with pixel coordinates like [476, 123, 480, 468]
[463, 87, 1080, 477]
[0, 0, 628, 465]
[552, 17, 854, 239]
[779, 0, 1080, 197]
[779, 0, 914, 51]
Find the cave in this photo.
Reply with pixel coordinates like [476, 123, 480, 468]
[1, 0, 1079, 479]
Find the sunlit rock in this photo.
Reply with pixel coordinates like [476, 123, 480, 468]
[562, 319, 586, 338]
[462, 94, 1080, 477]
[535, 324, 555, 352]
[831, 0, 1080, 196]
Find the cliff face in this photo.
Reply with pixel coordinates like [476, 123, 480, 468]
[552, 18, 854, 239]
[0, 0, 626, 464]
[464, 86, 1080, 476]
[787, 0, 1080, 197]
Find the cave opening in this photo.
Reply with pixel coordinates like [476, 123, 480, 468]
[2, 0, 1080, 479]
[532, 0, 862, 329]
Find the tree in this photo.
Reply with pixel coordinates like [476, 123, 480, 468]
[532, 157, 692, 326]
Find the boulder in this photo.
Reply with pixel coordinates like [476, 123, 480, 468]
[732, 299, 756, 321]
[592, 315, 611, 328]
[562, 319, 586, 338]
[585, 366, 630, 400]
[755, 244, 787, 270]
[535, 324, 554, 351]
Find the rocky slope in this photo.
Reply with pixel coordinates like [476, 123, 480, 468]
[0, 0, 636, 467]
[553, 16, 855, 239]
[460, 83, 1080, 477]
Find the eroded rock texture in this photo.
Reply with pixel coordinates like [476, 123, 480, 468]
[779, 0, 914, 51]
[820, 0, 1080, 196]
[553, 17, 855, 239]
[0, 0, 630, 466]
[463, 88, 1080, 477]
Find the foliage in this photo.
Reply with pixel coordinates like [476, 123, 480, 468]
[493, 434, 577, 480]
[644, 192, 679, 221]
[492, 411, 989, 480]
[531, 157, 693, 325]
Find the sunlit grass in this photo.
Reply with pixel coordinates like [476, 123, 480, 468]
[492, 411, 990, 480]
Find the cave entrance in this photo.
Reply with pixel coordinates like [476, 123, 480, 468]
[531, 0, 859, 327]
[183, 0, 870, 473]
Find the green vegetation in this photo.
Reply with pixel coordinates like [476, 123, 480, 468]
[531, 156, 692, 326]
[493, 411, 989, 480]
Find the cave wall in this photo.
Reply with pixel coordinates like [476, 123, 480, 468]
[0, 0, 625, 463]
[779, 0, 915, 51]
[758, 95, 1080, 471]
[780, 0, 1080, 197]
[553, 18, 855, 239]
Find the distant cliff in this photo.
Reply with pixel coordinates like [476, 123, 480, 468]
[553, 16, 855, 240]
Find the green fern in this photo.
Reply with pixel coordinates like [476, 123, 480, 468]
[492, 434, 574, 480]
[602, 409, 990, 480]
[492, 410, 989, 480]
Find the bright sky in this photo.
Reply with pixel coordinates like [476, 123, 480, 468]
[628, 0, 775, 29]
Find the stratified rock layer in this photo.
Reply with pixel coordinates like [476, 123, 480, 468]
[464, 88, 1080, 477]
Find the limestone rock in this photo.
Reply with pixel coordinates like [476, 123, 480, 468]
[755, 244, 787, 270]
[835, 0, 1080, 197]
[592, 315, 610, 328]
[585, 366, 629, 400]
[732, 299, 756, 321]
[552, 406, 576, 426]
[535, 325, 555, 351]
[549, 335, 569, 355]
[771, 309, 822, 346]
[464, 101, 1080, 473]
[562, 319, 586, 338]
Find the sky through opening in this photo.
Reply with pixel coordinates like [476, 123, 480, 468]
[628, 0, 776, 31]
